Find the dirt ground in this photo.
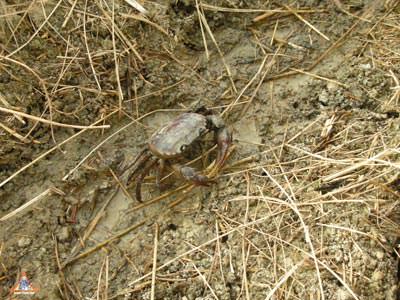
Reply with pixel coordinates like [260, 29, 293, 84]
[0, 0, 399, 299]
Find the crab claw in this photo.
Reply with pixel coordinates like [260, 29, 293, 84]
[176, 165, 215, 186]
[216, 126, 232, 168]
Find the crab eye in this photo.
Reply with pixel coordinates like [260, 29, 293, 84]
[180, 145, 187, 152]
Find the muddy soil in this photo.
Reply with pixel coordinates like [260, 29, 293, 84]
[0, 0, 399, 299]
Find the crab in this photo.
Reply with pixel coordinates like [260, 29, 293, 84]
[124, 109, 232, 202]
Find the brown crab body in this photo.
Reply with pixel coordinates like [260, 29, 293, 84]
[124, 110, 232, 202]
[148, 113, 207, 159]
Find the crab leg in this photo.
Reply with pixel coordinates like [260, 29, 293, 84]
[172, 164, 214, 186]
[156, 159, 166, 189]
[215, 126, 232, 168]
[135, 157, 158, 202]
[123, 148, 152, 184]
[206, 114, 232, 168]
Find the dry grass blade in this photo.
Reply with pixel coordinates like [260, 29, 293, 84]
[62, 218, 148, 268]
[239, 48, 280, 118]
[387, 69, 400, 106]
[195, 0, 209, 59]
[120, 13, 168, 36]
[290, 68, 348, 88]
[283, 4, 330, 41]
[150, 224, 159, 300]
[191, 262, 219, 300]
[261, 166, 325, 300]
[83, 0, 101, 91]
[62, 0, 79, 28]
[197, 8, 237, 93]
[62, 117, 137, 181]
[95, 0, 143, 63]
[69, 188, 119, 257]
[0, 187, 64, 222]
[5, 0, 63, 57]
[241, 173, 251, 300]
[125, 0, 147, 14]
[126, 184, 190, 213]
[0, 106, 110, 129]
[111, 0, 124, 115]
[322, 148, 398, 182]
[0, 121, 29, 143]
[0, 93, 25, 124]
[201, 4, 323, 14]
[264, 259, 305, 300]
[222, 51, 275, 116]
[0, 110, 118, 188]
[1, 1, 399, 299]
[0, 55, 57, 141]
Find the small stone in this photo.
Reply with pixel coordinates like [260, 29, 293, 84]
[226, 272, 236, 284]
[360, 63, 371, 70]
[327, 82, 338, 91]
[318, 90, 329, 104]
[17, 237, 32, 248]
[57, 227, 71, 242]
[375, 250, 384, 260]
[371, 270, 384, 281]
[334, 249, 343, 263]
[336, 287, 352, 300]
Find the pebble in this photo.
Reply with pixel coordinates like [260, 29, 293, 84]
[336, 288, 352, 300]
[17, 237, 32, 248]
[318, 90, 329, 104]
[57, 227, 71, 242]
[375, 250, 384, 260]
[334, 249, 343, 263]
[359, 63, 372, 70]
[327, 81, 339, 91]
[371, 270, 384, 281]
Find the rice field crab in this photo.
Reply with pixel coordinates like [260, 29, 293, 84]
[124, 108, 232, 202]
